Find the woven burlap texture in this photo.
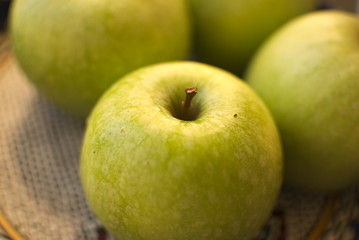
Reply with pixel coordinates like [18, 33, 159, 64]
[0, 58, 102, 239]
[0, 57, 358, 240]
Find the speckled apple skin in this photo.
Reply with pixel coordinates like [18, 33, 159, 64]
[10, 0, 190, 117]
[247, 11, 359, 192]
[81, 62, 283, 240]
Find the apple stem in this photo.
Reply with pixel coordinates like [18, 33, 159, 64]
[183, 87, 198, 121]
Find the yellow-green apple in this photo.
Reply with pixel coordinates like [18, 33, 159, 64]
[186, 0, 316, 75]
[80, 62, 283, 240]
[246, 10, 359, 192]
[10, 0, 190, 117]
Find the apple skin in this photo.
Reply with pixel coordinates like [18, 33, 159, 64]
[10, 0, 190, 117]
[80, 62, 283, 240]
[186, 0, 316, 75]
[246, 10, 359, 192]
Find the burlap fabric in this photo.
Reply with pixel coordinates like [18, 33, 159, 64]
[0, 34, 358, 240]
[0, 35, 106, 240]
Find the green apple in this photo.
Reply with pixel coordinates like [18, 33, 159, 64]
[186, 0, 316, 75]
[81, 62, 282, 240]
[10, 0, 190, 117]
[246, 10, 359, 192]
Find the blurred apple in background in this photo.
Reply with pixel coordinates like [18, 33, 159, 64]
[246, 10, 359, 192]
[81, 62, 283, 240]
[10, 0, 191, 117]
[185, 0, 316, 76]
